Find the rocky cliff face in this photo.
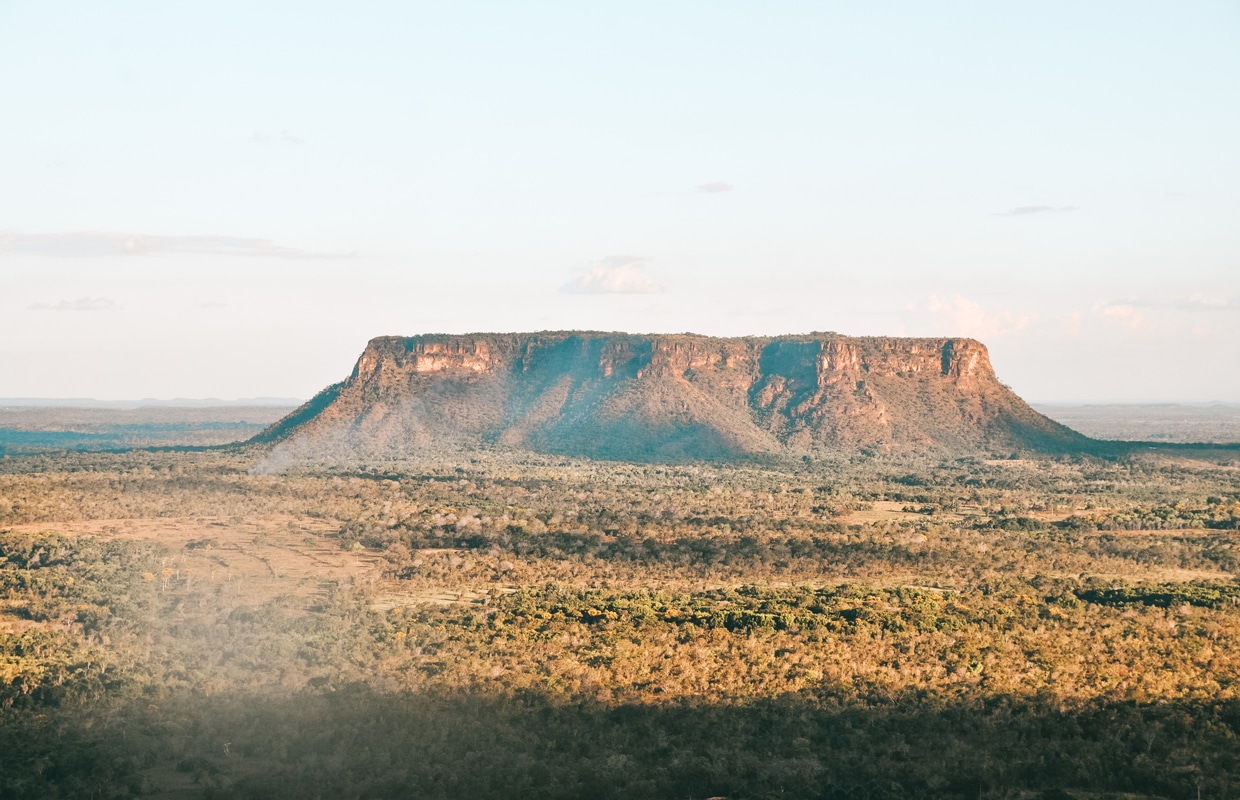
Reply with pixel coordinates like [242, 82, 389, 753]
[255, 331, 1087, 463]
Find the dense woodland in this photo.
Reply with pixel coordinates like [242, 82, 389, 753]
[2, 444, 1239, 798]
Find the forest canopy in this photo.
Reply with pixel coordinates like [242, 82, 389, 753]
[1, 444, 1239, 798]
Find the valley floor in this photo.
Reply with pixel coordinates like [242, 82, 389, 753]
[1, 446, 1239, 798]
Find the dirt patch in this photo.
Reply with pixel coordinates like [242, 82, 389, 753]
[4, 515, 382, 607]
[843, 500, 965, 524]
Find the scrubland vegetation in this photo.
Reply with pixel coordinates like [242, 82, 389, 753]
[1035, 404, 1240, 445]
[0, 406, 295, 455]
[2, 445, 1240, 798]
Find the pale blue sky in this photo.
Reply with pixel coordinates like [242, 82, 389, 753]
[2, 1, 1237, 401]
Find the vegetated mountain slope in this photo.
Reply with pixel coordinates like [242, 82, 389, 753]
[254, 331, 1087, 463]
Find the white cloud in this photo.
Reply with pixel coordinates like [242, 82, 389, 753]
[28, 296, 116, 312]
[1174, 292, 1237, 311]
[562, 256, 665, 294]
[926, 294, 1035, 339]
[1098, 303, 1144, 329]
[696, 181, 734, 193]
[996, 205, 1078, 216]
[1114, 293, 1237, 313]
[1064, 310, 1083, 337]
[250, 130, 305, 145]
[0, 232, 348, 259]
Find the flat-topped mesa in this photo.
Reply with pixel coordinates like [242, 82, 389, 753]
[259, 331, 1086, 463]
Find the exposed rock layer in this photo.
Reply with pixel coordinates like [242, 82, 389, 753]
[255, 332, 1087, 462]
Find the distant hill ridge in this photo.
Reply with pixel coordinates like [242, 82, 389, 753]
[254, 331, 1087, 462]
[0, 397, 301, 410]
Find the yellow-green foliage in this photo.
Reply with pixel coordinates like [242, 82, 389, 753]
[1, 447, 1239, 798]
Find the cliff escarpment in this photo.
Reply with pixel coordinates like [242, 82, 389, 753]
[254, 331, 1087, 463]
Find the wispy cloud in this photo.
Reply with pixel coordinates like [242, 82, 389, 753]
[562, 256, 665, 294]
[1158, 292, 1238, 312]
[1184, 292, 1231, 309]
[927, 294, 1035, 339]
[696, 181, 734, 194]
[1099, 293, 1237, 317]
[1080, 295, 1237, 337]
[996, 205, 1079, 216]
[1098, 303, 1144, 329]
[0, 232, 349, 259]
[28, 296, 117, 312]
[250, 130, 305, 146]
[1064, 310, 1083, 337]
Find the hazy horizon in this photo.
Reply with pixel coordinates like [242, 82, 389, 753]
[3, 2, 1237, 403]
